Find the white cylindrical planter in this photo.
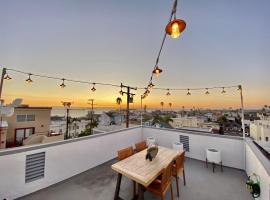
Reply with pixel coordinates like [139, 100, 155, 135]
[147, 137, 156, 146]
[206, 149, 221, 164]
[172, 142, 184, 152]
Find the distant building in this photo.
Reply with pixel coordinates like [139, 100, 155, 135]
[3, 106, 52, 147]
[50, 119, 95, 138]
[250, 120, 270, 142]
[99, 112, 124, 126]
[0, 121, 8, 149]
[170, 117, 204, 128]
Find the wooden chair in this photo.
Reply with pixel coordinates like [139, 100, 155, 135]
[146, 162, 174, 200]
[135, 140, 147, 152]
[117, 146, 133, 161]
[172, 151, 186, 197]
[117, 146, 137, 198]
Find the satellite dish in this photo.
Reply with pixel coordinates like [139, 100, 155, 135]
[9, 98, 23, 107]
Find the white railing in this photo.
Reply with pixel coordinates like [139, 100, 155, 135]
[245, 139, 270, 200]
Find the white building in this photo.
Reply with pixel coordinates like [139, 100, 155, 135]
[250, 120, 270, 142]
[50, 120, 91, 138]
[170, 117, 204, 128]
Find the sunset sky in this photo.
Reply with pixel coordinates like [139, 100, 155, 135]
[0, 0, 269, 109]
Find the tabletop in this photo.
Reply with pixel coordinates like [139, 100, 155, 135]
[111, 146, 181, 187]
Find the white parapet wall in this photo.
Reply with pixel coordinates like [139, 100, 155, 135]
[245, 139, 270, 200]
[0, 126, 142, 199]
[142, 127, 245, 169]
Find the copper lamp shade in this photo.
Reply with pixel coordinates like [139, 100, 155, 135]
[165, 19, 186, 38]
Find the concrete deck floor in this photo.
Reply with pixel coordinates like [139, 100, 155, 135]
[19, 158, 252, 200]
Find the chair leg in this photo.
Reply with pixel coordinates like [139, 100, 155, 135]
[175, 176, 179, 197]
[212, 162, 215, 173]
[220, 161, 223, 172]
[183, 169, 186, 186]
[170, 183, 174, 200]
[206, 158, 208, 168]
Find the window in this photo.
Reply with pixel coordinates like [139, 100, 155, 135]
[27, 114, 35, 121]
[17, 115, 26, 122]
[15, 128, 35, 145]
[17, 114, 35, 122]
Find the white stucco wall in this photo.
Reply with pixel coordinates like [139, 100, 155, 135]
[245, 141, 270, 200]
[142, 127, 245, 169]
[0, 127, 142, 199]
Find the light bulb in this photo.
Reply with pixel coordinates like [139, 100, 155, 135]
[171, 22, 180, 39]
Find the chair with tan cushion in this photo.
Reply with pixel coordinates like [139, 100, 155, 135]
[172, 151, 186, 197]
[135, 140, 147, 152]
[146, 161, 174, 200]
[117, 146, 137, 197]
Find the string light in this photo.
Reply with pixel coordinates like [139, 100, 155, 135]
[148, 82, 155, 89]
[3, 67, 241, 99]
[205, 88, 210, 95]
[143, 0, 186, 98]
[4, 73, 12, 80]
[5, 68, 121, 89]
[187, 89, 191, 96]
[221, 87, 226, 94]
[166, 89, 171, 96]
[166, 19, 186, 39]
[165, 0, 186, 39]
[25, 73, 33, 84]
[152, 66, 163, 76]
[60, 79, 66, 88]
[91, 83, 96, 92]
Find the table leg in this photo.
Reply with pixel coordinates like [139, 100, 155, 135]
[131, 181, 138, 200]
[137, 184, 145, 200]
[114, 173, 122, 200]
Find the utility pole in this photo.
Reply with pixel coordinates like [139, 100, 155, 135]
[61, 101, 72, 140]
[87, 99, 97, 134]
[0, 68, 7, 100]
[120, 83, 137, 128]
[239, 85, 245, 139]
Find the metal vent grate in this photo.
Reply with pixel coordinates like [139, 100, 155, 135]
[25, 152, 45, 183]
[179, 135, 190, 152]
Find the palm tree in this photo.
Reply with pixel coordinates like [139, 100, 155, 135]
[168, 102, 172, 111]
[160, 101, 164, 111]
[116, 97, 122, 123]
[79, 118, 99, 137]
[69, 117, 80, 138]
[152, 115, 173, 128]
[144, 104, 147, 113]
[116, 97, 122, 112]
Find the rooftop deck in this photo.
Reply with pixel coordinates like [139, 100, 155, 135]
[19, 158, 252, 200]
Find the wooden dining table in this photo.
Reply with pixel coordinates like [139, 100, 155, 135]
[111, 146, 181, 200]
